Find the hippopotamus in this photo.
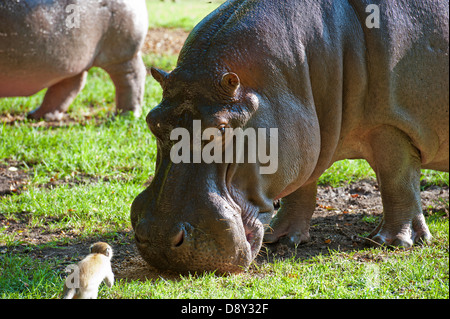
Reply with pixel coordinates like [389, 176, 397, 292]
[131, 0, 449, 274]
[0, 0, 148, 120]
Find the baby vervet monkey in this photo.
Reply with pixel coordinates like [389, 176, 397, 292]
[62, 242, 114, 299]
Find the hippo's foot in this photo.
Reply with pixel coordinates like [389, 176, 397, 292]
[365, 125, 433, 249]
[265, 227, 310, 247]
[27, 71, 87, 121]
[27, 110, 65, 121]
[264, 182, 317, 247]
[114, 108, 142, 119]
[264, 211, 311, 246]
[367, 213, 432, 248]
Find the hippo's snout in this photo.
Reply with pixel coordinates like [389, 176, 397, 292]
[134, 219, 188, 250]
[131, 187, 255, 274]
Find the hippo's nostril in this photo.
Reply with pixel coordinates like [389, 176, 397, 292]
[135, 229, 149, 244]
[135, 232, 144, 244]
[172, 229, 185, 247]
[134, 220, 151, 245]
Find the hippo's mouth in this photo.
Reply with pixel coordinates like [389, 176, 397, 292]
[244, 222, 264, 259]
[229, 198, 270, 261]
[242, 208, 274, 260]
[244, 220, 262, 259]
[225, 163, 273, 261]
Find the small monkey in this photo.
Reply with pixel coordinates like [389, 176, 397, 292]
[62, 242, 114, 299]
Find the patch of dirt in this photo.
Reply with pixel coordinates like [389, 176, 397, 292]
[1, 162, 448, 282]
[0, 111, 114, 128]
[142, 27, 189, 56]
[259, 180, 448, 264]
[0, 161, 30, 196]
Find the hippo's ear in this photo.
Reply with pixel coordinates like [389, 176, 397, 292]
[151, 67, 169, 86]
[221, 72, 240, 96]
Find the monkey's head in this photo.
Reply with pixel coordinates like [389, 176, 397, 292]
[90, 242, 113, 259]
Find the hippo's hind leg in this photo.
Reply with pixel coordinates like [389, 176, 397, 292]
[28, 71, 87, 120]
[103, 53, 146, 118]
[264, 181, 317, 246]
[366, 126, 432, 248]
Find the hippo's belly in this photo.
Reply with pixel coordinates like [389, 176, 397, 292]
[0, 48, 94, 97]
[0, 76, 60, 97]
[0, 62, 89, 97]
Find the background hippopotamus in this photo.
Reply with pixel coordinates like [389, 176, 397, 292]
[0, 0, 148, 120]
[131, 0, 449, 274]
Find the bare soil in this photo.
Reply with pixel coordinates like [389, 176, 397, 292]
[142, 27, 190, 56]
[1, 28, 448, 281]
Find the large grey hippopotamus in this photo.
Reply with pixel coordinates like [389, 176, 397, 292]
[0, 0, 148, 120]
[131, 0, 449, 274]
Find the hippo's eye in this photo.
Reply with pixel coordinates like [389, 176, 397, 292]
[217, 124, 227, 136]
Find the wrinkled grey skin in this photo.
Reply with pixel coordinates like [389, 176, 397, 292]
[131, 0, 449, 274]
[0, 0, 148, 120]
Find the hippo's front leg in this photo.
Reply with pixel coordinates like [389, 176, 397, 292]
[367, 126, 432, 247]
[264, 181, 317, 246]
[27, 71, 87, 121]
[104, 53, 146, 118]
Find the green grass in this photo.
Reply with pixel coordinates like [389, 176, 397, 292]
[1, 114, 157, 184]
[111, 247, 449, 299]
[1, 1, 448, 300]
[111, 238, 448, 299]
[0, 254, 62, 299]
[147, 0, 225, 31]
[0, 182, 140, 243]
[143, 53, 179, 72]
[2, 235, 448, 299]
